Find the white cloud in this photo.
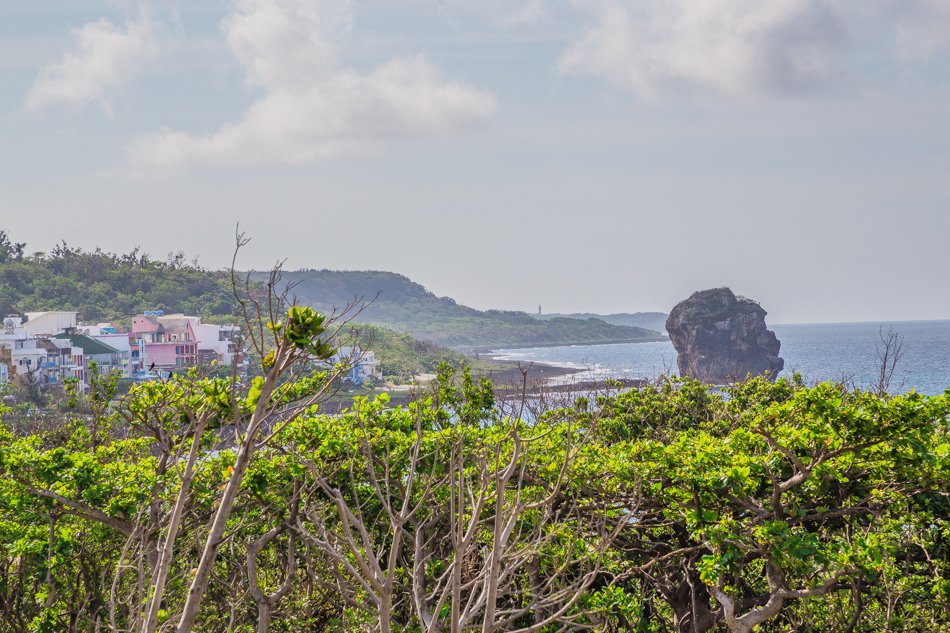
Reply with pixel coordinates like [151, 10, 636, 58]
[887, 0, 950, 62]
[559, 0, 847, 98]
[434, 0, 546, 27]
[25, 15, 156, 111]
[224, 0, 351, 88]
[132, 0, 496, 167]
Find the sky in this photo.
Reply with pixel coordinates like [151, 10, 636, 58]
[2, 0, 949, 324]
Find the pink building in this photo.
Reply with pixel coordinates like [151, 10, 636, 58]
[131, 315, 198, 371]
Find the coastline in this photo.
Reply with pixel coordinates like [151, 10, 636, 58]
[480, 339, 671, 387]
[478, 358, 585, 387]
[466, 335, 668, 354]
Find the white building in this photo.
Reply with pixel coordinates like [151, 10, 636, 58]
[92, 333, 134, 378]
[327, 347, 383, 385]
[22, 311, 78, 337]
[10, 340, 49, 384]
[193, 322, 242, 368]
[1, 315, 28, 341]
[1, 316, 36, 384]
[76, 323, 118, 336]
[1, 316, 85, 386]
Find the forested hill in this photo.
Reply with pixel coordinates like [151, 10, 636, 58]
[0, 232, 237, 322]
[0, 231, 664, 350]
[534, 311, 669, 333]
[0, 233, 491, 379]
[255, 269, 666, 349]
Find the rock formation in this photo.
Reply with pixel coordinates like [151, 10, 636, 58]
[666, 288, 784, 383]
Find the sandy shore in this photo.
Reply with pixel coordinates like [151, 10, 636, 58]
[478, 358, 584, 387]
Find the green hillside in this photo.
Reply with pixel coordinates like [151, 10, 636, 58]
[0, 233, 495, 382]
[342, 323, 471, 380]
[0, 232, 662, 374]
[258, 269, 666, 349]
[0, 232, 236, 322]
[535, 311, 669, 332]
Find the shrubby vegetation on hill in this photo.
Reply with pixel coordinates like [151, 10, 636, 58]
[0, 231, 236, 321]
[1, 302, 947, 632]
[535, 311, 669, 332]
[256, 269, 666, 348]
[0, 232, 477, 382]
[1, 232, 654, 384]
[342, 322, 470, 380]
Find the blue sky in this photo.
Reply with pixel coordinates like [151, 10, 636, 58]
[2, 0, 949, 323]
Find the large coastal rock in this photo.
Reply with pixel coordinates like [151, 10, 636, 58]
[666, 288, 784, 383]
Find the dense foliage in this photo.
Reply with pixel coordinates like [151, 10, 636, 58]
[1, 333, 947, 632]
[255, 269, 666, 349]
[342, 323, 470, 380]
[0, 231, 237, 322]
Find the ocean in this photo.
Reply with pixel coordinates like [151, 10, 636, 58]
[493, 320, 950, 396]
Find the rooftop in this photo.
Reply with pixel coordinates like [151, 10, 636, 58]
[54, 333, 121, 356]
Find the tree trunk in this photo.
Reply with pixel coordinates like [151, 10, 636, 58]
[175, 437, 256, 631]
[175, 368, 279, 632]
[143, 424, 204, 633]
[257, 600, 270, 633]
[379, 594, 392, 633]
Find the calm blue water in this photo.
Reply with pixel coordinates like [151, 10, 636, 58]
[493, 321, 950, 396]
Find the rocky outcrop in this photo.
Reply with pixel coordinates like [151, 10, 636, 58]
[666, 288, 784, 383]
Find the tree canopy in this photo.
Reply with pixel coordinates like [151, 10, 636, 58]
[0, 231, 236, 322]
[1, 357, 947, 631]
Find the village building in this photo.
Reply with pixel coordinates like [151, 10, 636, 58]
[21, 311, 78, 337]
[131, 314, 199, 371]
[36, 337, 84, 384]
[0, 347, 11, 385]
[54, 331, 125, 379]
[326, 347, 383, 385]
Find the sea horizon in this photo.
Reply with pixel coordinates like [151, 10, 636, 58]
[494, 320, 950, 396]
[773, 317, 950, 327]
